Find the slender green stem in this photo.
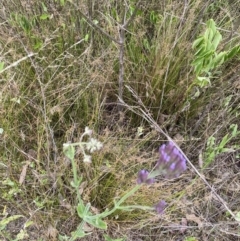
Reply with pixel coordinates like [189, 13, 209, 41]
[90, 185, 142, 219]
[117, 205, 153, 211]
[70, 142, 88, 147]
[115, 184, 142, 206]
[70, 157, 82, 203]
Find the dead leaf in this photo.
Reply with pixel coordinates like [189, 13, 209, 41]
[198, 151, 203, 168]
[180, 218, 188, 233]
[186, 214, 203, 228]
[27, 149, 37, 160]
[19, 161, 30, 185]
[233, 80, 240, 89]
[59, 198, 72, 210]
[49, 105, 63, 115]
[47, 225, 58, 240]
[173, 133, 184, 147]
[90, 205, 100, 215]
[82, 222, 94, 232]
[79, 181, 88, 195]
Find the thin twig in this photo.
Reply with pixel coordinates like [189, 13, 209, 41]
[0, 53, 35, 74]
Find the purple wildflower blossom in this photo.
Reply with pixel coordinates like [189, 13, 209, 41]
[137, 170, 155, 184]
[154, 200, 167, 214]
[136, 142, 187, 214]
[157, 141, 187, 178]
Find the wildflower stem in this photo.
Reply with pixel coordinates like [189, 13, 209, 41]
[117, 205, 153, 211]
[115, 184, 142, 206]
[70, 157, 83, 204]
[91, 185, 142, 219]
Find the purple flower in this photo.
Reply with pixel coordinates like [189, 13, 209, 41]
[156, 142, 187, 179]
[137, 170, 155, 184]
[154, 200, 167, 214]
[135, 142, 186, 215]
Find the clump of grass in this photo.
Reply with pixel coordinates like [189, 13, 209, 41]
[124, 0, 239, 130]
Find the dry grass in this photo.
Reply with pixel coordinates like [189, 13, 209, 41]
[0, 0, 240, 240]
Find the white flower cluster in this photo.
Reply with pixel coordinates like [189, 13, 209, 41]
[85, 138, 103, 153]
[63, 127, 103, 163]
[83, 154, 92, 163]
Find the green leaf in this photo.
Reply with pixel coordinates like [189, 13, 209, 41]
[58, 234, 70, 241]
[218, 134, 229, 152]
[197, 49, 213, 59]
[213, 51, 226, 68]
[60, 0, 65, 6]
[70, 180, 79, 188]
[76, 204, 107, 230]
[212, 31, 222, 50]
[0, 215, 23, 231]
[235, 212, 240, 222]
[204, 56, 214, 72]
[204, 28, 214, 42]
[77, 203, 88, 217]
[16, 229, 28, 240]
[192, 37, 204, 49]
[2, 178, 16, 186]
[184, 237, 198, 241]
[103, 234, 125, 241]
[194, 46, 205, 56]
[24, 220, 34, 228]
[11, 97, 21, 104]
[84, 34, 89, 42]
[221, 148, 233, 153]
[194, 62, 203, 75]
[41, 2, 48, 12]
[195, 76, 211, 88]
[207, 19, 216, 35]
[225, 46, 240, 61]
[33, 39, 43, 50]
[0, 62, 4, 71]
[207, 136, 215, 147]
[84, 217, 107, 230]
[71, 229, 88, 239]
[40, 13, 50, 20]
[230, 124, 238, 137]
[63, 144, 75, 160]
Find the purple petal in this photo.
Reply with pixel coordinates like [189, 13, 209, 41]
[159, 144, 166, 153]
[158, 142, 187, 179]
[137, 170, 155, 185]
[155, 200, 167, 214]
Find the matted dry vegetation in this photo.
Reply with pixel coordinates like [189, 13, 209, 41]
[0, 0, 240, 240]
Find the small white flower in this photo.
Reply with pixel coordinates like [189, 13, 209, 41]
[137, 126, 144, 137]
[63, 143, 71, 148]
[84, 127, 93, 136]
[86, 138, 103, 153]
[83, 155, 92, 163]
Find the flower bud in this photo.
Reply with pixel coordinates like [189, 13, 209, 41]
[137, 170, 155, 184]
